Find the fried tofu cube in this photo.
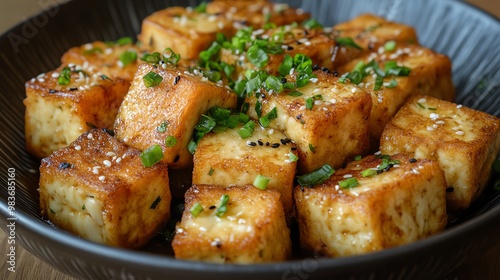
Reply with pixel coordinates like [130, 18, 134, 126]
[247, 70, 372, 173]
[24, 65, 130, 158]
[137, 7, 235, 60]
[39, 129, 171, 248]
[333, 14, 419, 50]
[61, 40, 141, 82]
[380, 95, 500, 210]
[114, 63, 237, 169]
[192, 126, 298, 216]
[172, 185, 291, 263]
[207, 0, 309, 29]
[294, 153, 447, 257]
[220, 26, 343, 80]
[338, 44, 454, 143]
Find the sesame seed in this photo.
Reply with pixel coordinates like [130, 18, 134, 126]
[410, 168, 420, 174]
[314, 100, 322, 105]
[271, 143, 280, 148]
[435, 120, 445, 125]
[343, 174, 353, 178]
[409, 158, 417, 163]
[289, 68, 295, 75]
[116, 157, 122, 163]
[429, 113, 439, 120]
[427, 126, 434, 131]
[269, 129, 274, 134]
[374, 151, 382, 155]
[75, 145, 81, 151]
[299, 105, 306, 111]
[351, 87, 357, 93]
[310, 78, 318, 83]
[98, 176, 105, 181]
[246, 141, 257, 146]
[418, 98, 427, 103]
[106, 152, 116, 157]
[103, 160, 112, 167]
[455, 131, 465, 136]
[456, 104, 463, 109]
[87, 133, 94, 140]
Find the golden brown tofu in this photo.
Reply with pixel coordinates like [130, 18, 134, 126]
[138, 6, 235, 60]
[338, 43, 454, 144]
[333, 13, 419, 50]
[61, 40, 141, 82]
[24, 65, 130, 158]
[192, 126, 297, 217]
[39, 129, 171, 248]
[380, 95, 500, 211]
[172, 185, 291, 263]
[220, 26, 344, 80]
[246, 70, 372, 173]
[294, 153, 447, 257]
[114, 63, 237, 169]
[207, 0, 310, 29]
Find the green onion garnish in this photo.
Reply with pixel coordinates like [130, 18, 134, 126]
[194, 1, 207, 13]
[384, 40, 396, 51]
[296, 164, 335, 187]
[253, 174, 270, 190]
[165, 136, 177, 147]
[361, 169, 377, 177]
[143, 71, 163, 87]
[246, 45, 268, 68]
[140, 144, 164, 167]
[339, 177, 359, 189]
[58, 67, 71, 85]
[83, 47, 103, 55]
[208, 167, 215, 176]
[141, 52, 162, 65]
[288, 91, 303, 97]
[289, 152, 299, 162]
[278, 54, 293, 76]
[354, 155, 362, 161]
[190, 202, 204, 217]
[215, 194, 229, 217]
[305, 97, 314, 110]
[157, 121, 168, 133]
[302, 18, 323, 29]
[308, 143, 316, 153]
[259, 107, 277, 128]
[238, 120, 255, 139]
[265, 76, 284, 93]
[116, 37, 133, 46]
[119, 50, 137, 67]
[150, 196, 161, 209]
[163, 48, 181, 66]
[386, 79, 398, 88]
[336, 37, 362, 50]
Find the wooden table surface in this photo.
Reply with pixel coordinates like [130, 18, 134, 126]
[1, 0, 499, 279]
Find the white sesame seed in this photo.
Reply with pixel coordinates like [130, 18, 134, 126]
[351, 87, 357, 93]
[455, 130, 465, 136]
[313, 88, 320, 93]
[418, 98, 427, 103]
[37, 78, 45, 83]
[106, 152, 116, 157]
[374, 151, 382, 155]
[218, 22, 224, 29]
[268, 129, 274, 134]
[322, 107, 328, 111]
[456, 104, 463, 109]
[304, 41, 312, 46]
[199, 226, 207, 232]
[75, 145, 81, 151]
[351, 191, 359, 197]
[98, 176, 105, 181]
[426, 126, 434, 131]
[329, 98, 337, 104]
[314, 100, 322, 105]
[430, 113, 439, 120]
[103, 160, 112, 167]
[115, 157, 122, 163]
[377, 46, 384, 54]
[331, 88, 339, 93]
[87, 133, 93, 139]
[299, 105, 306, 111]
[435, 120, 445, 125]
[411, 168, 420, 175]
[289, 68, 295, 75]
[335, 185, 340, 191]
[393, 164, 400, 168]
[310, 78, 318, 83]
[343, 174, 353, 178]
[51, 72, 60, 78]
[105, 48, 113, 55]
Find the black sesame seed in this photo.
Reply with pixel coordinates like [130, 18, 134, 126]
[287, 46, 294, 51]
[173, 155, 180, 163]
[321, 67, 330, 73]
[312, 65, 320, 71]
[261, 93, 266, 98]
[215, 242, 222, 249]
[69, 87, 78, 91]
[304, 30, 309, 36]
[280, 77, 287, 84]
[296, 41, 302, 45]
[446, 187, 454, 193]
[58, 162, 72, 169]
[209, 205, 216, 209]
[265, 142, 270, 146]
[174, 75, 181, 85]
[333, 71, 338, 76]
[258, 140, 264, 146]
[280, 139, 287, 145]
[247, 141, 257, 146]
[296, 114, 302, 120]
[291, 147, 297, 151]
[271, 143, 280, 148]
[49, 89, 57, 94]
[409, 158, 417, 163]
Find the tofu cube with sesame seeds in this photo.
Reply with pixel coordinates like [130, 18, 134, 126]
[172, 185, 291, 263]
[338, 44, 455, 144]
[114, 63, 237, 169]
[39, 129, 171, 248]
[61, 40, 141, 82]
[333, 13, 419, 51]
[380, 95, 500, 211]
[246, 70, 372, 173]
[206, 0, 309, 30]
[24, 65, 130, 158]
[137, 6, 235, 60]
[294, 153, 447, 257]
[192, 126, 298, 217]
[220, 26, 342, 80]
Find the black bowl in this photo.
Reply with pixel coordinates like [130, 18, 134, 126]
[1, 0, 499, 279]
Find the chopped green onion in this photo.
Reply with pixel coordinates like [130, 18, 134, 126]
[305, 97, 314, 110]
[238, 112, 250, 123]
[238, 120, 255, 139]
[253, 175, 270, 190]
[119, 50, 137, 67]
[83, 47, 103, 55]
[339, 177, 359, 189]
[141, 52, 162, 65]
[140, 144, 164, 167]
[195, 115, 217, 133]
[255, 100, 262, 117]
[200, 41, 221, 62]
[336, 37, 362, 50]
[384, 40, 396, 51]
[163, 48, 181, 66]
[143, 72, 163, 87]
[374, 75, 383, 90]
[259, 107, 277, 128]
[265, 76, 284, 93]
[165, 136, 177, 147]
[58, 67, 71, 85]
[384, 61, 411, 76]
[247, 45, 268, 68]
[302, 18, 323, 29]
[386, 79, 398, 88]
[417, 102, 426, 109]
[100, 74, 111, 81]
[208, 167, 215, 176]
[361, 169, 377, 177]
[297, 164, 335, 187]
[288, 91, 303, 97]
[150, 196, 161, 209]
[308, 143, 316, 153]
[289, 152, 299, 162]
[215, 194, 229, 217]
[116, 37, 133, 46]
[157, 121, 168, 133]
[278, 54, 293, 76]
[194, 1, 207, 13]
[190, 202, 204, 217]
[354, 155, 362, 161]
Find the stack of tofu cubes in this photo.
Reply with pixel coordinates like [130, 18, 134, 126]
[27, 0, 499, 262]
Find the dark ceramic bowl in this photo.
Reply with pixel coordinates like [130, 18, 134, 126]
[0, 0, 499, 279]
